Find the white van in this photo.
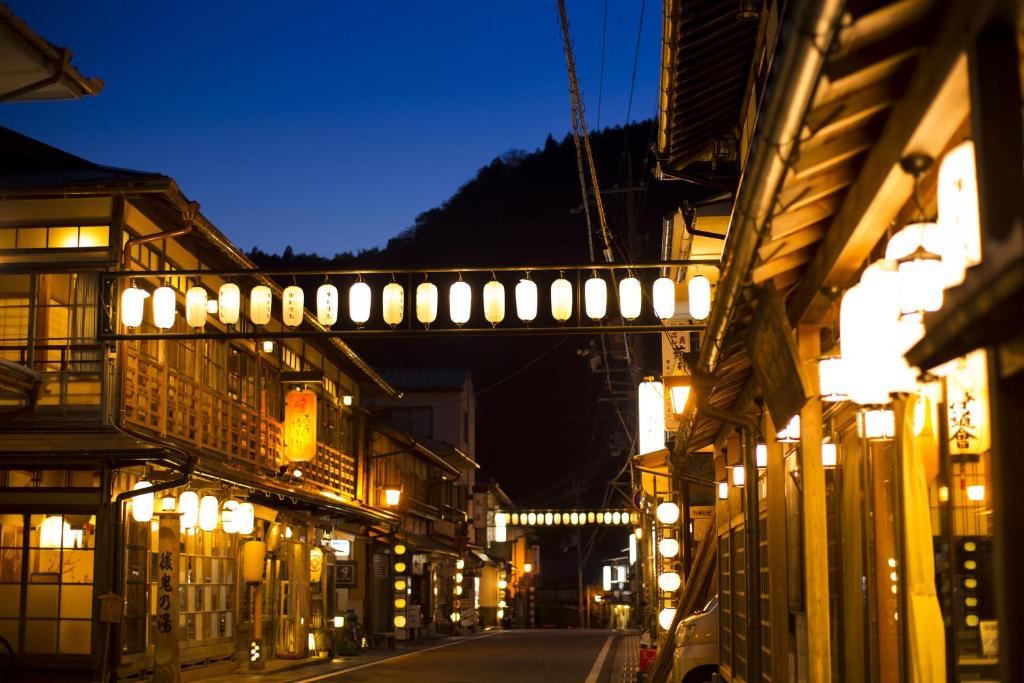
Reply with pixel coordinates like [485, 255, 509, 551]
[671, 595, 718, 683]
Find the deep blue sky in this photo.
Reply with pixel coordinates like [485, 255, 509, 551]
[2, 1, 660, 256]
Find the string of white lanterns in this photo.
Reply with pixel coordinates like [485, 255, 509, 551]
[128, 485, 256, 536]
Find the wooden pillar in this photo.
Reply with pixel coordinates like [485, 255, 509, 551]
[764, 411, 790, 683]
[798, 325, 832, 681]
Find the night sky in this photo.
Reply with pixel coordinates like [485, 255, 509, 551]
[2, 1, 659, 257]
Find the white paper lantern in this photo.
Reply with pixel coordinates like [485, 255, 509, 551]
[416, 282, 438, 324]
[658, 572, 681, 592]
[515, 279, 538, 322]
[544, 512, 554, 525]
[732, 464, 746, 487]
[619, 277, 642, 319]
[483, 280, 505, 325]
[777, 414, 801, 443]
[282, 285, 304, 327]
[206, 298, 218, 315]
[841, 262, 900, 405]
[584, 277, 607, 320]
[688, 275, 711, 320]
[818, 356, 848, 402]
[152, 285, 176, 330]
[450, 281, 472, 324]
[243, 540, 266, 583]
[383, 282, 404, 326]
[550, 278, 573, 322]
[185, 287, 208, 328]
[221, 499, 240, 534]
[178, 491, 199, 530]
[653, 277, 676, 319]
[249, 285, 273, 325]
[756, 444, 768, 468]
[120, 285, 149, 328]
[655, 501, 680, 524]
[658, 538, 680, 558]
[131, 481, 154, 523]
[348, 282, 370, 324]
[199, 495, 219, 532]
[658, 608, 677, 630]
[821, 441, 837, 468]
[885, 222, 946, 317]
[938, 140, 981, 287]
[218, 283, 240, 325]
[859, 409, 896, 440]
[236, 502, 255, 535]
[317, 283, 339, 326]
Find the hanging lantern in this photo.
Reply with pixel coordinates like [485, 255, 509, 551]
[822, 441, 837, 468]
[152, 284, 176, 330]
[221, 499, 240, 534]
[584, 277, 607, 320]
[658, 572, 681, 592]
[383, 282, 404, 326]
[449, 280, 472, 325]
[544, 512, 554, 525]
[243, 540, 266, 583]
[346, 281, 370, 324]
[658, 538, 680, 558]
[284, 388, 317, 462]
[718, 481, 729, 500]
[732, 465, 745, 487]
[841, 263, 899, 406]
[199, 495, 219, 532]
[515, 278, 538, 322]
[383, 486, 402, 507]
[666, 376, 692, 414]
[317, 283, 339, 326]
[688, 275, 711, 320]
[218, 283, 241, 325]
[859, 409, 896, 441]
[756, 443, 767, 468]
[652, 277, 676, 319]
[282, 285, 304, 327]
[483, 279, 505, 325]
[570, 512, 579, 525]
[638, 379, 666, 455]
[120, 284, 149, 328]
[937, 140, 981, 287]
[310, 547, 324, 583]
[550, 277, 573, 322]
[250, 285, 273, 325]
[885, 222, 946, 318]
[416, 282, 438, 325]
[40, 515, 64, 548]
[178, 491, 199, 530]
[818, 356, 849, 402]
[236, 502, 255, 535]
[206, 298, 218, 315]
[619, 277, 642, 319]
[185, 287, 208, 328]
[527, 512, 537, 525]
[658, 608, 677, 630]
[655, 502, 680, 524]
[131, 481, 154, 523]
[777, 415, 800, 443]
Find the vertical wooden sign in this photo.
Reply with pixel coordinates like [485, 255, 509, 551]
[154, 516, 181, 683]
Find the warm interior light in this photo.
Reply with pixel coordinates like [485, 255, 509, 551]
[658, 538, 680, 558]
[449, 281, 472, 324]
[655, 502, 680, 524]
[718, 481, 729, 500]
[282, 285, 304, 327]
[131, 481, 154, 523]
[658, 572, 681, 592]
[416, 282, 438, 324]
[584, 277, 607, 320]
[348, 282, 370, 324]
[152, 285, 176, 330]
[619, 277, 642, 319]
[483, 279, 505, 325]
[39, 516, 64, 548]
[250, 285, 273, 325]
[653, 277, 676, 319]
[384, 487, 402, 506]
[818, 356, 849, 402]
[333, 616, 345, 628]
[199, 495, 219, 532]
[218, 283, 241, 325]
[550, 278, 573, 322]
[317, 283, 340, 326]
[178, 491, 199, 529]
[821, 442, 837, 468]
[185, 286, 208, 328]
[966, 484, 985, 502]
[688, 275, 711, 320]
[160, 495, 176, 512]
[938, 486, 950, 502]
[658, 608, 677, 630]
[515, 278, 538, 322]
[732, 465, 745, 487]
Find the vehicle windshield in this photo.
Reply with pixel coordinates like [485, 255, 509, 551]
[699, 596, 719, 614]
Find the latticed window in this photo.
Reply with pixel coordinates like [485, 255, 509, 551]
[719, 533, 732, 672]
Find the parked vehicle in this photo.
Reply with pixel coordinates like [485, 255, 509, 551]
[671, 596, 718, 683]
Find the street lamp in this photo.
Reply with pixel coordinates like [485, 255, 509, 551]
[383, 485, 402, 507]
[523, 562, 533, 574]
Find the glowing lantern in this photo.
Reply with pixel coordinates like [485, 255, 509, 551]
[218, 283, 241, 325]
[587, 512, 595, 524]
[550, 278, 573, 322]
[718, 481, 729, 499]
[777, 415, 800, 443]
[659, 538, 680, 558]
[185, 287, 208, 328]
[653, 277, 675, 319]
[131, 481, 154, 523]
[515, 278, 538, 322]
[638, 379, 666, 455]
[612, 511, 621, 525]
[552, 513, 560, 525]
[658, 608, 677, 630]
[199, 495, 219, 532]
[394, 615, 407, 628]
[282, 285, 304, 327]
[510, 513, 519, 525]
[619, 277, 642, 319]
[178, 491, 199, 530]
[236, 502, 255, 535]
[596, 512, 605, 524]
[544, 512, 554, 525]
[284, 389, 317, 462]
[602, 565, 612, 591]
[348, 282, 370, 324]
[449, 281, 472, 324]
[250, 285, 273, 325]
[966, 485, 985, 502]
[317, 283, 339, 326]
[945, 350, 990, 456]
[822, 441, 837, 468]
[120, 284, 149, 328]
[818, 356, 848, 402]
[584, 277, 607, 320]
[152, 285, 176, 330]
[732, 465, 745, 487]
[843, 261, 903, 404]
[756, 443, 767, 468]
[885, 222, 946, 317]
[666, 377, 692, 414]
[310, 547, 324, 582]
[859, 409, 896, 441]
[384, 487, 402, 507]
[243, 541, 266, 583]
[221, 499, 240, 534]
[629, 534, 637, 565]
[938, 140, 981, 287]
[206, 298, 218, 315]
[40, 515, 64, 548]
[688, 275, 711, 320]
[394, 579, 406, 591]
[383, 282, 404, 326]
[527, 512, 537, 525]
[656, 502, 680, 525]
[483, 280, 505, 325]
[394, 544, 406, 556]
[416, 282, 438, 324]
[658, 572, 681, 592]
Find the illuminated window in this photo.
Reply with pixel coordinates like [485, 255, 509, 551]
[0, 226, 110, 250]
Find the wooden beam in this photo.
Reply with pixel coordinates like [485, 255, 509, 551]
[804, 80, 898, 141]
[770, 195, 842, 240]
[776, 164, 857, 214]
[752, 250, 812, 284]
[759, 225, 826, 263]
[798, 325, 831, 682]
[789, 0, 992, 325]
[825, 0, 933, 81]
[791, 128, 876, 180]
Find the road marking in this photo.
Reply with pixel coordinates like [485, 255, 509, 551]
[292, 631, 502, 682]
[583, 634, 615, 683]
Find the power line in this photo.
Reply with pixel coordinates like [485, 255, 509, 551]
[596, 0, 608, 131]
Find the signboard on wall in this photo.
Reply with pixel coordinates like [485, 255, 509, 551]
[336, 561, 357, 588]
[746, 283, 811, 428]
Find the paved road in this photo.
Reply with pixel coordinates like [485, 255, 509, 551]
[283, 630, 617, 683]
